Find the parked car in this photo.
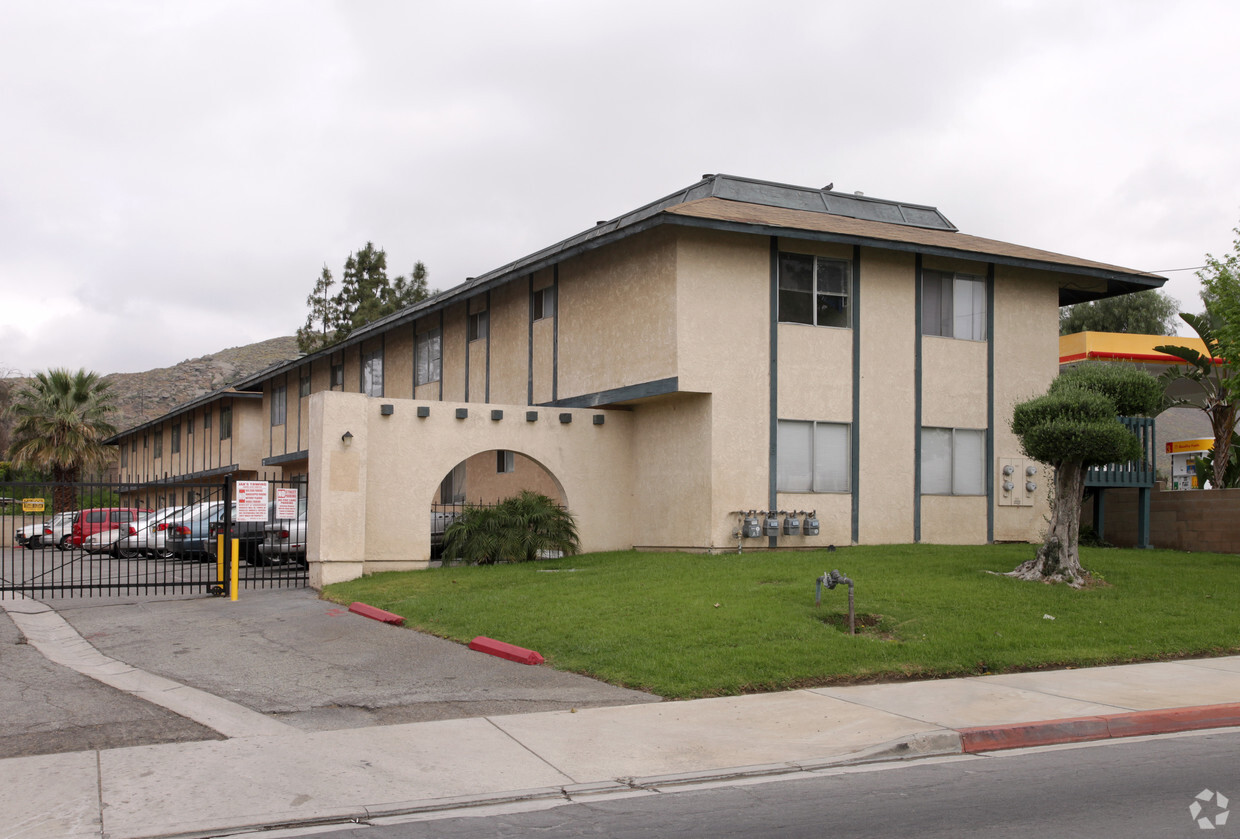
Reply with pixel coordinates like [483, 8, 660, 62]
[167, 502, 234, 560]
[208, 499, 281, 565]
[70, 508, 147, 548]
[14, 512, 73, 549]
[115, 506, 184, 558]
[258, 505, 307, 566]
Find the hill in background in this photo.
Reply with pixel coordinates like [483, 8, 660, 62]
[0, 336, 303, 452]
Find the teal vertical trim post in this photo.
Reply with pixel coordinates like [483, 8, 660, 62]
[527, 274, 534, 405]
[552, 264, 560, 404]
[913, 254, 923, 542]
[986, 263, 995, 543]
[484, 290, 492, 403]
[851, 245, 861, 543]
[769, 237, 779, 548]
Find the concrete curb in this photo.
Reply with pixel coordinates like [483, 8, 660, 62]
[958, 702, 1240, 752]
[135, 732, 966, 838]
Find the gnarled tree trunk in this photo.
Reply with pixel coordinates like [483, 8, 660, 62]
[1007, 461, 1089, 587]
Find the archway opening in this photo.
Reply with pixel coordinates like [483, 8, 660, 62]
[430, 449, 566, 560]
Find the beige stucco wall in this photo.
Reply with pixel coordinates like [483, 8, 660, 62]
[488, 281, 529, 406]
[992, 265, 1060, 541]
[557, 228, 678, 398]
[307, 391, 636, 587]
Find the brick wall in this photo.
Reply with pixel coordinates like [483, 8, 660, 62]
[1084, 485, 1240, 553]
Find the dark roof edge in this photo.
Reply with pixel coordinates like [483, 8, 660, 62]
[106, 390, 261, 442]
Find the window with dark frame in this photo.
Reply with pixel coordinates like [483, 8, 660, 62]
[271, 384, 287, 426]
[468, 310, 489, 342]
[299, 372, 311, 398]
[922, 270, 987, 341]
[776, 419, 851, 492]
[920, 427, 986, 495]
[170, 423, 180, 454]
[361, 349, 383, 397]
[778, 253, 851, 328]
[497, 450, 514, 473]
[153, 430, 162, 459]
[219, 406, 232, 440]
[331, 360, 344, 389]
[533, 286, 556, 321]
[416, 329, 442, 385]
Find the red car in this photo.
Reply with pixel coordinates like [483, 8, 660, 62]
[70, 508, 148, 547]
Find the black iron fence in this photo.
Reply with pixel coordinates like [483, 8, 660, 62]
[0, 478, 308, 599]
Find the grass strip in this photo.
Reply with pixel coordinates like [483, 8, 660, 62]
[323, 544, 1240, 699]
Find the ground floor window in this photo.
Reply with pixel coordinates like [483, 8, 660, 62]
[777, 420, 850, 492]
[921, 427, 985, 495]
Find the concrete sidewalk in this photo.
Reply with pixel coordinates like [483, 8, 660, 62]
[3, 599, 1240, 839]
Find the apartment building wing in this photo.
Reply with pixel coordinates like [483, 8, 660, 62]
[108, 388, 267, 507]
[129, 174, 1165, 580]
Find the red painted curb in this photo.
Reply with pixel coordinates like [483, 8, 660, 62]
[469, 636, 545, 665]
[959, 702, 1240, 753]
[348, 602, 405, 626]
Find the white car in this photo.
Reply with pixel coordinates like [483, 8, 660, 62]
[116, 506, 184, 558]
[15, 512, 74, 549]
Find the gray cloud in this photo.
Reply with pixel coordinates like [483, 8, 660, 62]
[1, 0, 1235, 374]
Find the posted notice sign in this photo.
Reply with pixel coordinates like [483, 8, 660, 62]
[276, 487, 299, 519]
[236, 481, 269, 522]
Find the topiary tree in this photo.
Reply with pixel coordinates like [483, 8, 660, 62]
[1008, 364, 1163, 586]
[442, 490, 579, 565]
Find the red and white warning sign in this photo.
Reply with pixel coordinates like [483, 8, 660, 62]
[235, 481, 269, 522]
[275, 487, 299, 519]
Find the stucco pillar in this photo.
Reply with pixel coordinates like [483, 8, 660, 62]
[307, 391, 370, 588]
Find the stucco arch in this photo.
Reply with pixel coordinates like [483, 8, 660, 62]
[306, 391, 635, 586]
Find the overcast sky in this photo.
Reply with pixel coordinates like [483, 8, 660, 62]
[2, 1, 1237, 376]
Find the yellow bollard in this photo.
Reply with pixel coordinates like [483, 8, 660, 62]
[230, 538, 240, 601]
[216, 534, 225, 585]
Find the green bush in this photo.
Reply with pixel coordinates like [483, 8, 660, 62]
[442, 490, 580, 565]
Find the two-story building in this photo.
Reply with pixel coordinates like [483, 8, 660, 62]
[110, 174, 1166, 586]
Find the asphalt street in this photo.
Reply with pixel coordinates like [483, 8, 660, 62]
[286, 729, 1240, 839]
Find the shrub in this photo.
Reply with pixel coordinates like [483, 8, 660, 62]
[441, 490, 580, 565]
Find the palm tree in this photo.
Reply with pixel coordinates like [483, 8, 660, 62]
[6, 368, 118, 512]
[442, 491, 579, 564]
[1156, 313, 1239, 490]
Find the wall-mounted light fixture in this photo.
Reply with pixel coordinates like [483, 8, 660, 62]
[341, 431, 353, 445]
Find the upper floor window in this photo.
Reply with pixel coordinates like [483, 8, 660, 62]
[187, 417, 194, 435]
[299, 371, 311, 398]
[361, 349, 384, 397]
[271, 384, 287, 426]
[497, 450, 515, 473]
[330, 361, 344, 389]
[416, 329, 442, 385]
[120, 444, 128, 468]
[204, 409, 212, 430]
[921, 427, 985, 495]
[153, 430, 163, 459]
[777, 419, 850, 493]
[219, 406, 232, 440]
[533, 286, 556, 321]
[778, 253, 851, 328]
[468, 310, 489, 342]
[170, 423, 181, 454]
[923, 270, 987, 341]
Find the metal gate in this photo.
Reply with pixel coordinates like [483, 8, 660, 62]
[0, 478, 308, 599]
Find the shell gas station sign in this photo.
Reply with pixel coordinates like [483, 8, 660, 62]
[1166, 438, 1213, 490]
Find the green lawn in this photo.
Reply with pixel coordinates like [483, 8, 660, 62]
[322, 544, 1240, 699]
